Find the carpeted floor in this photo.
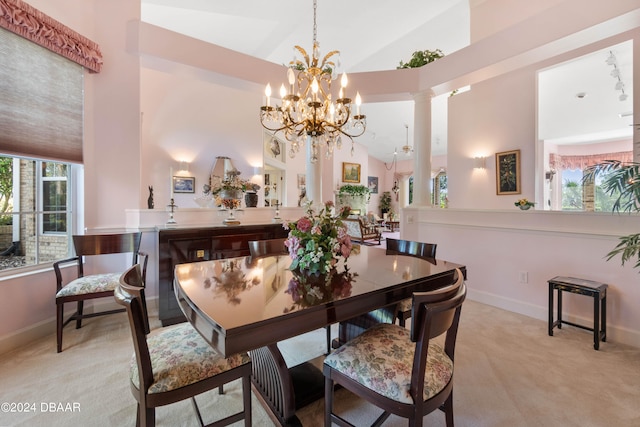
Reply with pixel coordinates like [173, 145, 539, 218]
[1, 298, 639, 426]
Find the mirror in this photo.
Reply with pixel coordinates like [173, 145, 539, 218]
[263, 132, 287, 207]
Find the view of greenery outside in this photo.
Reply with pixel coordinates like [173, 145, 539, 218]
[42, 162, 68, 233]
[438, 175, 448, 207]
[0, 157, 13, 225]
[562, 169, 619, 211]
[562, 179, 582, 210]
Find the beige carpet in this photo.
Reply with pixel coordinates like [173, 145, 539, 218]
[1, 299, 639, 426]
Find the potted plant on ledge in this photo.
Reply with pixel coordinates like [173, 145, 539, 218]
[380, 191, 392, 216]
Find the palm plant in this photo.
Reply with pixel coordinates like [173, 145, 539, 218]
[583, 160, 640, 268]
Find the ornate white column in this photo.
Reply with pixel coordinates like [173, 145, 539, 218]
[412, 90, 433, 206]
[306, 136, 322, 207]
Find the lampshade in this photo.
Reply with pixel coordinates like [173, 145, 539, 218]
[211, 156, 237, 179]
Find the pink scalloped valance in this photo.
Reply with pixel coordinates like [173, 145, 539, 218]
[549, 151, 633, 171]
[0, 0, 102, 73]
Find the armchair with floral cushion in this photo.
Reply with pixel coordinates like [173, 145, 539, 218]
[343, 215, 381, 245]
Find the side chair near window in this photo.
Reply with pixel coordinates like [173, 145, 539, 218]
[115, 264, 252, 427]
[324, 268, 466, 427]
[386, 238, 438, 327]
[53, 232, 146, 353]
[248, 238, 334, 354]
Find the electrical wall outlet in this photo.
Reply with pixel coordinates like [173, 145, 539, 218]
[519, 271, 528, 284]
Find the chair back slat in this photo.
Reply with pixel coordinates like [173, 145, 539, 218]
[73, 232, 142, 265]
[248, 238, 287, 258]
[386, 238, 437, 259]
[115, 264, 154, 393]
[410, 268, 464, 342]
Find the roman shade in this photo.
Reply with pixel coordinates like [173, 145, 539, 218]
[0, 27, 83, 163]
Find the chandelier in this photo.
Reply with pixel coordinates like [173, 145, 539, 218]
[401, 124, 413, 154]
[259, 0, 366, 163]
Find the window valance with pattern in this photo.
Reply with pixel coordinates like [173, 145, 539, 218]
[549, 151, 633, 171]
[0, 0, 102, 73]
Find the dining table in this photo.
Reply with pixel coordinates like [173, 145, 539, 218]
[174, 244, 465, 426]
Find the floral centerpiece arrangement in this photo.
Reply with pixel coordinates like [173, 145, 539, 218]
[203, 170, 260, 209]
[283, 201, 353, 275]
[515, 198, 535, 210]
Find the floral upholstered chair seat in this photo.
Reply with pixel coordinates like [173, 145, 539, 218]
[130, 322, 250, 394]
[324, 323, 453, 404]
[55, 272, 121, 298]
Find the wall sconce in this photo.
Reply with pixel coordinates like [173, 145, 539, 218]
[473, 156, 486, 169]
[545, 169, 556, 181]
[178, 161, 189, 172]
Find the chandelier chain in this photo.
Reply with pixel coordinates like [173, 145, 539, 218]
[313, 0, 317, 46]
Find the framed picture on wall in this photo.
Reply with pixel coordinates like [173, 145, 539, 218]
[495, 149, 521, 195]
[342, 162, 361, 183]
[173, 176, 195, 193]
[367, 176, 378, 194]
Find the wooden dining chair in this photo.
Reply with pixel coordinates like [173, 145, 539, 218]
[248, 237, 287, 258]
[324, 268, 466, 427]
[54, 232, 147, 352]
[115, 264, 252, 427]
[249, 237, 334, 354]
[386, 238, 438, 327]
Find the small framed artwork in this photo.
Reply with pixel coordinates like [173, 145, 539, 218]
[367, 176, 378, 194]
[297, 173, 306, 188]
[342, 162, 361, 183]
[495, 150, 521, 195]
[173, 176, 195, 193]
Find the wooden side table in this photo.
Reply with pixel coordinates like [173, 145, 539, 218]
[548, 276, 608, 350]
[387, 221, 400, 232]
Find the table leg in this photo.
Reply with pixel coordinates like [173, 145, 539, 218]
[602, 292, 607, 342]
[557, 289, 563, 329]
[548, 283, 554, 336]
[593, 294, 600, 350]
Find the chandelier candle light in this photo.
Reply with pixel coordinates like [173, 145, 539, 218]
[259, 0, 366, 165]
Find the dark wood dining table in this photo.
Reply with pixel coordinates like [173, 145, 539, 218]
[174, 245, 465, 426]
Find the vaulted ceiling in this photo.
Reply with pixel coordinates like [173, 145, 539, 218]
[141, 0, 634, 163]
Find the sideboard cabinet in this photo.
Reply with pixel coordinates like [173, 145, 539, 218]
[158, 223, 288, 326]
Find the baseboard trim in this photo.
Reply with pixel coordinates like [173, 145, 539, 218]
[467, 288, 640, 349]
[0, 296, 159, 356]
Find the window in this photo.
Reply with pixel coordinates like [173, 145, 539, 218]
[0, 155, 74, 272]
[538, 40, 633, 211]
[41, 162, 68, 233]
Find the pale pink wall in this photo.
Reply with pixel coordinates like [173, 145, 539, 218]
[448, 66, 536, 209]
[0, 0, 140, 341]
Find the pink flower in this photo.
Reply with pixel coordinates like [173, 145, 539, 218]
[297, 216, 312, 233]
[311, 225, 322, 235]
[325, 201, 334, 208]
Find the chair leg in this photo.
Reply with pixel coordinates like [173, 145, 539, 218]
[242, 374, 252, 427]
[324, 376, 333, 427]
[138, 404, 154, 427]
[325, 325, 332, 354]
[56, 302, 64, 353]
[190, 397, 205, 427]
[75, 300, 84, 329]
[443, 391, 454, 427]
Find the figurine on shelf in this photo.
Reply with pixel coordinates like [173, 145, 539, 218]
[147, 186, 154, 209]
